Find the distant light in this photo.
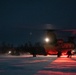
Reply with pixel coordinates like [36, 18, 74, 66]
[72, 49, 75, 54]
[8, 51, 11, 54]
[72, 50, 75, 52]
[45, 37, 50, 43]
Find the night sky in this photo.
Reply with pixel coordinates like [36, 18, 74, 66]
[0, 0, 76, 45]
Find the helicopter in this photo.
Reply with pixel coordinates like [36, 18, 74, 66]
[43, 29, 76, 55]
[7, 26, 76, 56]
[22, 27, 76, 55]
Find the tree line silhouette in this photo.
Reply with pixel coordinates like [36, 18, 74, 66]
[0, 42, 47, 56]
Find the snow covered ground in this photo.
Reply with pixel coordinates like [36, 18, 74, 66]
[35, 57, 76, 75]
[0, 55, 76, 75]
[0, 55, 57, 75]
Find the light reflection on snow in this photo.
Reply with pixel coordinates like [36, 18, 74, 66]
[34, 71, 76, 75]
[35, 57, 76, 75]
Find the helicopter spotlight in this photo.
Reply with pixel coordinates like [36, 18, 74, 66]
[45, 37, 50, 43]
[43, 30, 57, 55]
[43, 29, 76, 55]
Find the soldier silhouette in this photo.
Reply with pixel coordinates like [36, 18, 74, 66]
[57, 50, 62, 57]
[67, 50, 72, 58]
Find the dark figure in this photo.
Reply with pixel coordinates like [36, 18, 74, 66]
[32, 47, 36, 57]
[57, 50, 62, 57]
[67, 50, 72, 58]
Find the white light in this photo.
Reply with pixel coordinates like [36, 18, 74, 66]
[45, 37, 50, 43]
[8, 51, 11, 54]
